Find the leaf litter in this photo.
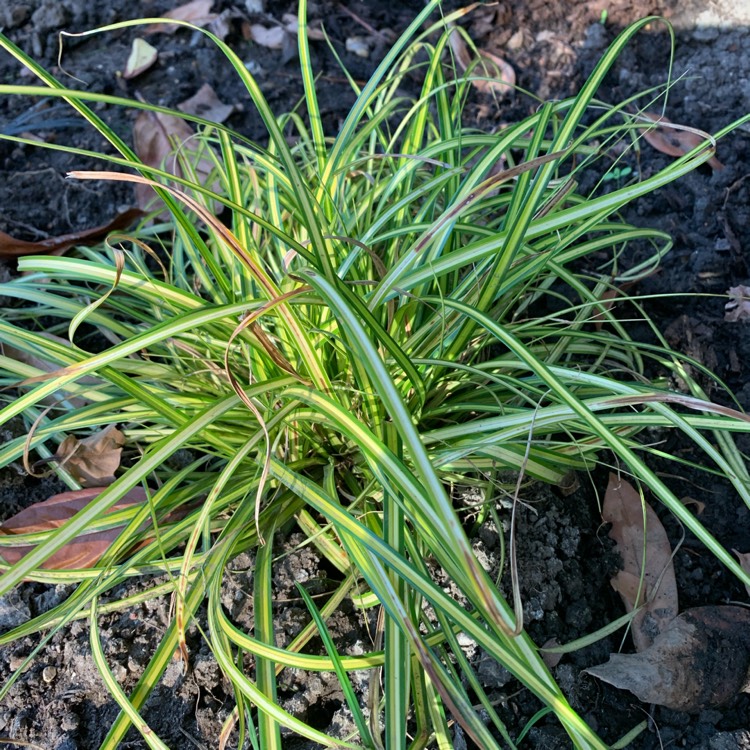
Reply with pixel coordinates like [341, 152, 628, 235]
[177, 83, 234, 123]
[50, 425, 126, 487]
[601, 472, 678, 651]
[587, 474, 750, 711]
[0, 486, 148, 570]
[132, 109, 218, 213]
[638, 111, 724, 171]
[586, 606, 750, 712]
[448, 26, 515, 99]
[143, 0, 217, 35]
[725, 285, 750, 322]
[0, 209, 142, 258]
[122, 38, 158, 80]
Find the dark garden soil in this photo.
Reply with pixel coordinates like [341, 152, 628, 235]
[1, 0, 750, 748]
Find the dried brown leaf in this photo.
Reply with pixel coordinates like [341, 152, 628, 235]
[725, 285, 750, 322]
[132, 109, 217, 213]
[281, 13, 326, 40]
[53, 425, 125, 486]
[540, 638, 563, 670]
[603, 473, 678, 651]
[592, 288, 620, 331]
[680, 496, 705, 515]
[144, 0, 216, 34]
[0, 486, 147, 569]
[640, 112, 724, 171]
[0, 209, 142, 258]
[585, 606, 750, 712]
[122, 38, 158, 79]
[177, 83, 234, 123]
[448, 27, 515, 99]
[206, 8, 243, 41]
[247, 23, 286, 49]
[732, 549, 750, 598]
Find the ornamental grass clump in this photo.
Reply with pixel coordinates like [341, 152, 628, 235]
[0, 2, 749, 748]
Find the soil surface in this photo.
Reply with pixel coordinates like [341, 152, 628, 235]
[1, 1, 750, 749]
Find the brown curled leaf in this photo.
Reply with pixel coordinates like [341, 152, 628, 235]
[603, 473, 678, 651]
[585, 606, 750, 712]
[0, 209, 142, 258]
[448, 26, 515, 99]
[51, 425, 126, 487]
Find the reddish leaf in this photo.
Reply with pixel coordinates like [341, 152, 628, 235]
[586, 606, 750, 711]
[0, 487, 147, 569]
[603, 473, 678, 651]
[0, 209, 142, 258]
[640, 112, 724, 171]
[144, 0, 216, 34]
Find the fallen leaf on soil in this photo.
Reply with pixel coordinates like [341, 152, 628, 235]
[0, 209, 142, 258]
[345, 36, 371, 58]
[246, 23, 286, 49]
[177, 83, 234, 123]
[592, 288, 621, 331]
[52, 425, 126, 486]
[206, 8, 243, 41]
[725, 286, 750, 322]
[132, 109, 217, 213]
[603, 473, 678, 651]
[144, 0, 216, 34]
[639, 112, 724, 171]
[281, 13, 325, 41]
[0, 486, 147, 569]
[732, 550, 750, 598]
[448, 26, 515, 99]
[540, 638, 563, 669]
[122, 38, 158, 79]
[585, 606, 750, 711]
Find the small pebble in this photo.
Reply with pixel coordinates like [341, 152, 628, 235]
[8, 655, 29, 672]
[42, 665, 57, 683]
[346, 37, 370, 59]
